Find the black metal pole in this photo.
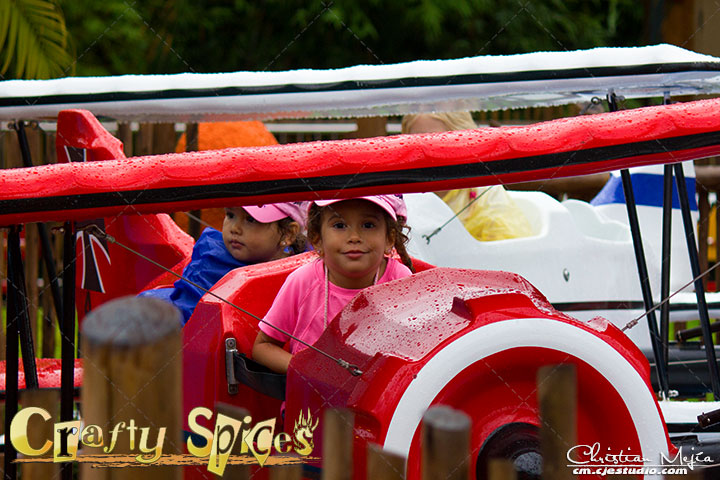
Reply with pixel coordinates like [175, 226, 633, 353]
[621, 169, 670, 395]
[8, 230, 39, 389]
[607, 92, 670, 395]
[4, 227, 21, 480]
[14, 121, 64, 320]
[673, 163, 720, 398]
[659, 164, 673, 397]
[61, 221, 76, 480]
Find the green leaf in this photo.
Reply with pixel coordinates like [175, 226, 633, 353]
[0, 0, 72, 78]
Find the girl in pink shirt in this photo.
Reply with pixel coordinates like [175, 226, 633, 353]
[253, 195, 413, 373]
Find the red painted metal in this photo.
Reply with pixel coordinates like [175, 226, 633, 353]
[2, 100, 720, 225]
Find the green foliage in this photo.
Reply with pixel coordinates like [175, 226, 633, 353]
[62, 0, 645, 76]
[0, 0, 74, 79]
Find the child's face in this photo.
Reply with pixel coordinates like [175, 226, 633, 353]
[314, 200, 394, 289]
[222, 207, 286, 263]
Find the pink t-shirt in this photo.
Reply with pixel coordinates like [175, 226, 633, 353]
[260, 258, 412, 353]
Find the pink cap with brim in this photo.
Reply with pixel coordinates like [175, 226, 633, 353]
[313, 194, 407, 221]
[242, 202, 309, 231]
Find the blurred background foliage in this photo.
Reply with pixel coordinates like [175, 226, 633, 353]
[0, 0, 73, 79]
[4, 0, 647, 79]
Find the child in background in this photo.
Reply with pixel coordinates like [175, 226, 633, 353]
[140, 202, 307, 326]
[402, 112, 534, 241]
[252, 195, 413, 373]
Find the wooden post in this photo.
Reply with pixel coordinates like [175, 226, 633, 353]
[367, 443, 406, 480]
[537, 364, 577, 480]
[488, 458, 516, 480]
[185, 123, 199, 152]
[354, 117, 387, 138]
[81, 296, 182, 480]
[152, 123, 177, 155]
[421, 405, 471, 480]
[3, 125, 22, 168]
[117, 123, 133, 157]
[19, 388, 60, 479]
[321, 408, 354, 480]
[270, 465, 303, 480]
[215, 402, 250, 480]
[136, 123, 155, 156]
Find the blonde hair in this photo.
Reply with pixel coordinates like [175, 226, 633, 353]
[401, 112, 477, 134]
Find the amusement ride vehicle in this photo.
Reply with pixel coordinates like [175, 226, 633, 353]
[3, 44, 720, 479]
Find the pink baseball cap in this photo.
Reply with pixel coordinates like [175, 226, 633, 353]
[313, 194, 407, 221]
[243, 202, 309, 231]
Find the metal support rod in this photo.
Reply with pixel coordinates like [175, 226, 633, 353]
[14, 120, 64, 320]
[11, 122, 41, 388]
[673, 163, 720, 398]
[8, 229, 39, 389]
[621, 169, 670, 395]
[607, 91, 669, 395]
[4, 227, 21, 480]
[659, 164, 673, 397]
[60, 221, 76, 480]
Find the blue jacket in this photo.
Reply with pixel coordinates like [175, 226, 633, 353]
[139, 228, 246, 326]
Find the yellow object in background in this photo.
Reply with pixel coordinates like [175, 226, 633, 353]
[709, 205, 717, 263]
[442, 187, 534, 241]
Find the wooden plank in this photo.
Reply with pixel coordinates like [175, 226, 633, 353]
[2, 126, 22, 168]
[136, 123, 155, 157]
[152, 123, 177, 155]
[117, 123, 133, 157]
[355, 117, 387, 138]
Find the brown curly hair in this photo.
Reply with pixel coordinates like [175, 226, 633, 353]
[307, 202, 414, 272]
[277, 216, 308, 255]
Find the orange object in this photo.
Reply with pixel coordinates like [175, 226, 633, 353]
[174, 122, 278, 232]
[176, 121, 277, 151]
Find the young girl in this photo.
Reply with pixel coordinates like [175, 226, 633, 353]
[140, 202, 307, 325]
[252, 195, 413, 374]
